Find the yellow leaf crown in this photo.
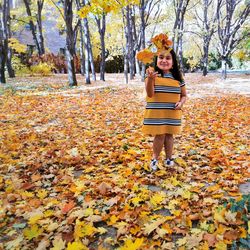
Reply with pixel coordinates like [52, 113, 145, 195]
[136, 33, 173, 65]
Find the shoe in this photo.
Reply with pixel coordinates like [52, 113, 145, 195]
[150, 159, 158, 171]
[165, 158, 174, 167]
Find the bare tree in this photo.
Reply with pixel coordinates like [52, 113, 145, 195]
[23, 0, 45, 55]
[190, 0, 219, 76]
[217, 0, 250, 79]
[172, 0, 190, 72]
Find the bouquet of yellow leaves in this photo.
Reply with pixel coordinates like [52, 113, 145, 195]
[136, 33, 173, 65]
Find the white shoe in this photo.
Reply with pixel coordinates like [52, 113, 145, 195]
[150, 159, 158, 171]
[165, 158, 174, 167]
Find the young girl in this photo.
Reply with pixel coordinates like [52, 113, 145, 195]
[137, 33, 187, 171]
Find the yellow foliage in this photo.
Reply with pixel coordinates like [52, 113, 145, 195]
[30, 62, 54, 76]
[8, 38, 27, 54]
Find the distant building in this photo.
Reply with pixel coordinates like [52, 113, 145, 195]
[10, 0, 66, 55]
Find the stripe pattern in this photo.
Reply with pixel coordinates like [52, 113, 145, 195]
[154, 86, 181, 94]
[144, 118, 181, 126]
[146, 102, 176, 109]
[142, 75, 186, 135]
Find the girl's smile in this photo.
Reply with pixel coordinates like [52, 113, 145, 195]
[157, 52, 173, 73]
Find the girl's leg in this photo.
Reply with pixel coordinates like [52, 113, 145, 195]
[153, 134, 165, 159]
[164, 133, 173, 159]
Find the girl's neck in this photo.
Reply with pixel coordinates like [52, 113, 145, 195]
[163, 70, 171, 74]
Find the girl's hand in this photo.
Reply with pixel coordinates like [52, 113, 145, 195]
[175, 102, 183, 110]
[146, 67, 158, 80]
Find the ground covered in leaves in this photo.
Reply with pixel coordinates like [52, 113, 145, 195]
[0, 74, 249, 250]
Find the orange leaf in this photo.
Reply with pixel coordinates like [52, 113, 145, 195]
[62, 200, 75, 214]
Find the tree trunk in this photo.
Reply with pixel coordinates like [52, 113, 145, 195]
[173, 0, 190, 66]
[64, 0, 77, 86]
[82, 18, 92, 84]
[66, 49, 77, 86]
[23, 0, 43, 55]
[37, 0, 45, 55]
[5, 0, 15, 77]
[96, 14, 106, 81]
[139, 0, 146, 81]
[202, 43, 209, 76]
[75, 0, 85, 77]
[178, 18, 184, 73]
[124, 47, 129, 84]
[221, 59, 227, 79]
[79, 21, 85, 76]
[126, 5, 134, 80]
[0, 42, 7, 83]
[0, 0, 8, 83]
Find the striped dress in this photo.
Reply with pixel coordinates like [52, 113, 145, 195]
[142, 73, 186, 135]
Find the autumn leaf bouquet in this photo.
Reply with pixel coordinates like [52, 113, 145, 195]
[136, 33, 173, 65]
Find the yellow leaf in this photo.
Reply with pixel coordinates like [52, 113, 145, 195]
[215, 241, 227, 250]
[239, 227, 247, 238]
[173, 210, 181, 217]
[108, 215, 119, 225]
[23, 224, 43, 240]
[129, 196, 143, 206]
[177, 237, 187, 246]
[248, 221, 250, 234]
[28, 214, 43, 225]
[83, 208, 94, 217]
[74, 219, 96, 238]
[97, 227, 107, 234]
[149, 192, 166, 207]
[170, 176, 181, 186]
[44, 210, 54, 217]
[213, 207, 226, 224]
[37, 189, 48, 199]
[175, 158, 187, 167]
[66, 241, 88, 250]
[119, 238, 144, 250]
[50, 238, 66, 250]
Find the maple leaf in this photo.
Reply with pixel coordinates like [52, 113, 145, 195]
[143, 217, 166, 235]
[51, 237, 66, 250]
[66, 241, 88, 250]
[224, 210, 237, 223]
[149, 192, 166, 207]
[23, 224, 43, 240]
[119, 238, 144, 250]
[28, 214, 43, 225]
[62, 200, 76, 214]
[74, 219, 97, 238]
[213, 206, 227, 224]
[36, 189, 48, 199]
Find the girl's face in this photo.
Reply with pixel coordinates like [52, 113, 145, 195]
[157, 52, 173, 73]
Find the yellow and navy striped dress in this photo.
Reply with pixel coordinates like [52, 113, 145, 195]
[142, 73, 186, 135]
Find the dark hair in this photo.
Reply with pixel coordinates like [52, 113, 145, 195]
[153, 49, 183, 82]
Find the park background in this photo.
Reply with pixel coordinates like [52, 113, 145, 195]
[0, 0, 250, 250]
